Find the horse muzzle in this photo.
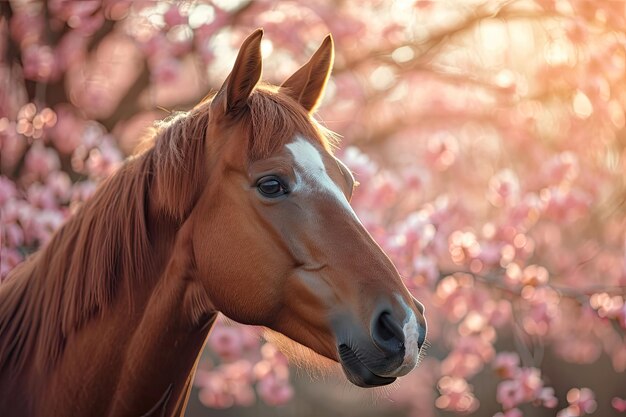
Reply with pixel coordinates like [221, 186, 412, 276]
[332, 296, 427, 388]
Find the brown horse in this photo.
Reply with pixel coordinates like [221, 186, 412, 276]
[0, 30, 426, 417]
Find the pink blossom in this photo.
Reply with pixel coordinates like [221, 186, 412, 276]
[85, 138, 122, 178]
[589, 292, 626, 327]
[46, 172, 72, 202]
[256, 373, 293, 406]
[238, 326, 261, 350]
[0, 248, 23, 280]
[494, 408, 523, 417]
[166, 26, 193, 56]
[163, 6, 187, 28]
[341, 146, 377, 182]
[612, 397, 626, 413]
[542, 186, 591, 223]
[22, 44, 58, 82]
[488, 169, 520, 208]
[556, 388, 597, 416]
[539, 387, 558, 408]
[24, 143, 61, 179]
[495, 366, 555, 411]
[497, 380, 525, 410]
[27, 184, 58, 210]
[425, 132, 458, 171]
[435, 376, 479, 413]
[543, 152, 579, 186]
[22, 209, 65, 245]
[0, 176, 17, 205]
[70, 181, 98, 205]
[484, 300, 512, 328]
[411, 255, 439, 286]
[493, 352, 520, 379]
[0, 199, 23, 224]
[517, 367, 543, 397]
[3, 223, 24, 247]
[196, 372, 233, 409]
[207, 325, 243, 361]
[195, 359, 257, 408]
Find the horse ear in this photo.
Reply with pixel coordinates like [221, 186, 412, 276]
[280, 34, 334, 114]
[215, 29, 263, 114]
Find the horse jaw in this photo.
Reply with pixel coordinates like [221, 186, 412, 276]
[263, 328, 404, 401]
[262, 328, 341, 380]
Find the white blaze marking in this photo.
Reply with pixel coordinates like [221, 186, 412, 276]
[286, 136, 359, 221]
[394, 295, 421, 375]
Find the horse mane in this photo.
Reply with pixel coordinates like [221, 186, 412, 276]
[0, 149, 155, 374]
[0, 87, 334, 374]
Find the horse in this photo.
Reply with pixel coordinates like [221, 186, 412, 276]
[0, 29, 427, 417]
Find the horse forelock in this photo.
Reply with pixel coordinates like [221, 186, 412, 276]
[246, 85, 338, 161]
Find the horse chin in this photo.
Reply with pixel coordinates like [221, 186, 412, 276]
[262, 329, 398, 388]
[262, 328, 341, 378]
[337, 344, 397, 388]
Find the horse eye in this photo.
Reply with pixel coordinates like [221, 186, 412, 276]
[257, 177, 288, 198]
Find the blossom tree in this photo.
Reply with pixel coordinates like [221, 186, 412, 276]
[1, 0, 625, 416]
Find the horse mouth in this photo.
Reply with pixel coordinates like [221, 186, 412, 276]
[338, 344, 397, 387]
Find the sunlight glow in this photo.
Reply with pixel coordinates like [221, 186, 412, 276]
[573, 90, 593, 119]
[494, 69, 515, 89]
[261, 39, 274, 58]
[212, 0, 248, 12]
[143, 3, 168, 28]
[480, 19, 508, 53]
[370, 66, 395, 91]
[189, 4, 215, 29]
[544, 39, 576, 66]
[392, 46, 415, 63]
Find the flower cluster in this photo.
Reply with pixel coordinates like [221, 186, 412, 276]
[194, 319, 293, 407]
[493, 352, 557, 414]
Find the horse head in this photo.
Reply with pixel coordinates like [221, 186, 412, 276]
[187, 29, 426, 387]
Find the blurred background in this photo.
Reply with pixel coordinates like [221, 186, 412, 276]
[1, 1, 626, 416]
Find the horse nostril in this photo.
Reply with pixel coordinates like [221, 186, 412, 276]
[372, 312, 405, 355]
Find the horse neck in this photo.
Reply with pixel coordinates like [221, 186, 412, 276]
[74, 184, 218, 416]
[22, 214, 217, 417]
[0, 119, 218, 415]
[99, 217, 216, 417]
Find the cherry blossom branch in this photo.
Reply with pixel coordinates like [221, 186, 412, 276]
[440, 269, 626, 302]
[101, 63, 150, 131]
[0, 2, 19, 69]
[87, 19, 115, 53]
[100, 0, 256, 129]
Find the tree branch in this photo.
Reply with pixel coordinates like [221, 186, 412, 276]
[440, 269, 626, 303]
[101, 62, 150, 131]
